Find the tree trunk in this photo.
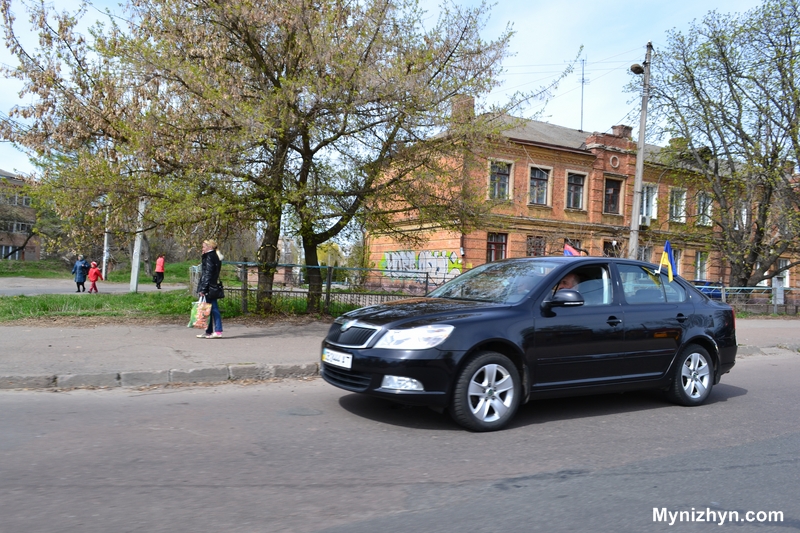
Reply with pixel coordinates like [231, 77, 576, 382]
[303, 240, 324, 314]
[256, 227, 280, 314]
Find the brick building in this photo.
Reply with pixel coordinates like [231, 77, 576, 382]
[368, 116, 786, 288]
[0, 168, 40, 261]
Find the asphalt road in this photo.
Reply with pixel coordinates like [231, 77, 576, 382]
[1, 350, 798, 533]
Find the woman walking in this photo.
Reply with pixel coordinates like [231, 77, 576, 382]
[154, 253, 165, 289]
[71, 255, 89, 292]
[196, 239, 223, 339]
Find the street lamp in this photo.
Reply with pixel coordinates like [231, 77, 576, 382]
[627, 42, 653, 259]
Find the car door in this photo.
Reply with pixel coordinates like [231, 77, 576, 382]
[530, 263, 627, 388]
[616, 262, 695, 378]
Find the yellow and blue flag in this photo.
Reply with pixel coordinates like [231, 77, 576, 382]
[656, 240, 677, 282]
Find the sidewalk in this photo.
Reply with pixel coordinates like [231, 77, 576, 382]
[0, 320, 331, 390]
[1, 317, 798, 391]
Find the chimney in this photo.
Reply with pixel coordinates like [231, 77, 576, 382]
[451, 95, 475, 125]
[611, 125, 633, 139]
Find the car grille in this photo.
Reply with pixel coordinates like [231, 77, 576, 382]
[321, 363, 372, 392]
[327, 324, 380, 348]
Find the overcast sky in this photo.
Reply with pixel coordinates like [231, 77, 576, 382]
[0, 0, 766, 176]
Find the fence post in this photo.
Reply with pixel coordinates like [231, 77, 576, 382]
[240, 258, 248, 315]
[773, 276, 784, 315]
[425, 272, 429, 295]
[325, 265, 333, 313]
[721, 285, 726, 303]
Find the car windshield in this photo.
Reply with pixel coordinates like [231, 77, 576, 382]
[428, 260, 559, 303]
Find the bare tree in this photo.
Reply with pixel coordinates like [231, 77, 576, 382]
[646, 0, 800, 286]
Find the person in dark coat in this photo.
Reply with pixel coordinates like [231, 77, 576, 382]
[196, 239, 223, 338]
[71, 255, 90, 292]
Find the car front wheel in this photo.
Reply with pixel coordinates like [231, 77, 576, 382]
[668, 344, 714, 406]
[450, 351, 521, 432]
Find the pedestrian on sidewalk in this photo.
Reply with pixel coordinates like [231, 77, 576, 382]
[196, 239, 224, 339]
[71, 255, 89, 292]
[87, 261, 104, 293]
[154, 253, 165, 289]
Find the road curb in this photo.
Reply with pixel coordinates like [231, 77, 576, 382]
[0, 362, 320, 390]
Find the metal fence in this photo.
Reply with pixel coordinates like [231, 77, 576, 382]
[190, 262, 431, 315]
[708, 286, 800, 315]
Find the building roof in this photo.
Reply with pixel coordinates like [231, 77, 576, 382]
[0, 168, 25, 186]
[501, 117, 591, 150]
[494, 115, 664, 162]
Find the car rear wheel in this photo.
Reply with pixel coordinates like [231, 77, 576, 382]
[450, 351, 521, 432]
[667, 344, 714, 406]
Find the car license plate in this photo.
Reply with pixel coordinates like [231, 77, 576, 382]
[322, 347, 352, 369]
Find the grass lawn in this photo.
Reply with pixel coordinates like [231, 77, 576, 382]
[0, 258, 345, 322]
[0, 258, 70, 278]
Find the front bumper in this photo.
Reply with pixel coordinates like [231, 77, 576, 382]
[320, 342, 458, 407]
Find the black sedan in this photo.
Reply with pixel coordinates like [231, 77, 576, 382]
[321, 257, 737, 431]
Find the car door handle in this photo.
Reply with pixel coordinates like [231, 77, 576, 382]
[607, 316, 622, 326]
[676, 313, 687, 323]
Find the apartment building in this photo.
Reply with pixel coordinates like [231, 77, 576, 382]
[367, 117, 736, 287]
[0, 168, 39, 260]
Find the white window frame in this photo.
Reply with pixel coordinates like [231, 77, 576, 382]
[778, 258, 791, 288]
[669, 188, 687, 223]
[489, 160, 513, 201]
[697, 192, 713, 226]
[695, 251, 708, 280]
[528, 166, 551, 206]
[565, 171, 587, 210]
[640, 183, 658, 220]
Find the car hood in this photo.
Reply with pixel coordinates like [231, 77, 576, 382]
[340, 297, 502, 327]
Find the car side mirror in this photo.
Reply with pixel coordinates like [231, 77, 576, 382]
[541, 289, 585, 310]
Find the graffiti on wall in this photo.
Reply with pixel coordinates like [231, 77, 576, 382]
[380, 250, 462, 285]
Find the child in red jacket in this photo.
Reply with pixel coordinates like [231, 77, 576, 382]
[87, 262, 103, 293]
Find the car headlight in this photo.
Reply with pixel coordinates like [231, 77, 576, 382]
[374, 325, 455, 350]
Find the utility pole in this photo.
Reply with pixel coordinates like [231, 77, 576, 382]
[129, 198, 147, 293]
[627, 42, 653, 259]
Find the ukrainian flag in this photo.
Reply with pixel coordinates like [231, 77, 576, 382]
[656, 240, 677, 282]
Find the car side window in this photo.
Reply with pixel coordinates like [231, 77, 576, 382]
[618, 264, 665, 304]
[557, 265, 613, 306]
[662, 274, 687, 303]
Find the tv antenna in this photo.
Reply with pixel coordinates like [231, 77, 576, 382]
[579, 57, 590, 131]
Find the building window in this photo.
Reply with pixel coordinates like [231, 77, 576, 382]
[487, 233, 507, 262]
[641, 184, 658, 220]
[526, 235, 546, 257]
[566, 172, 585, 209]
[669, 189, 687, 222]
[695, 251, 708, 280]
[529, 167, 549, 205]
[734, 206, 748, 231]
[603, 178, 622, 214]
[489, 162, 510, 200]
[637, 245, 653, 262]
[672, 249, 682, 276]
[778, 258, 790, 288]
[697, 192, 713, 226]
[0, 245, 21, 260]
[603, 241, 621, 257]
